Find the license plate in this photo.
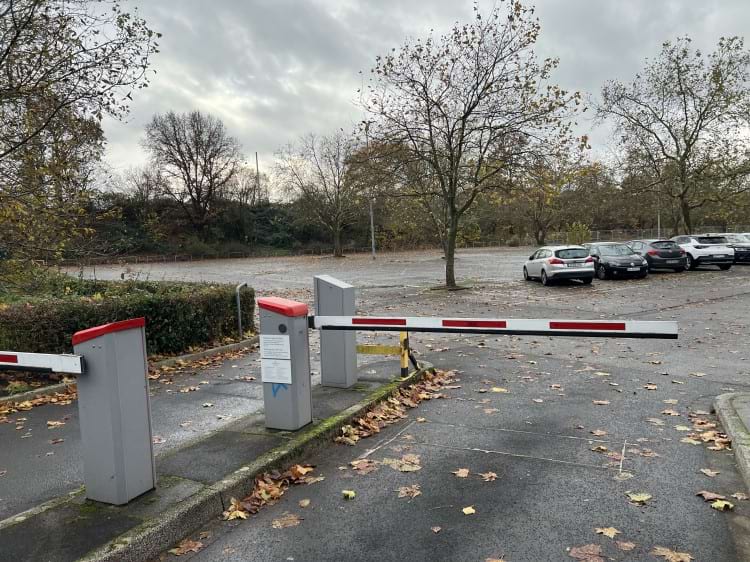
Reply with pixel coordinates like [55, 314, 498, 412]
[666, 260, 678, 264]
[627, 267, 640, 271]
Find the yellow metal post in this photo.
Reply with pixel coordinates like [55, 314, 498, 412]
[399, 332, 409, 377]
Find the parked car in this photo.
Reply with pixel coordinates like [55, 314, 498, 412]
[627, 240, 687, 272]
[523, 246, 594, 286]
[671, 235, 734, 270]
[583, 242, 649, 280]
[703, 233, 750, 264]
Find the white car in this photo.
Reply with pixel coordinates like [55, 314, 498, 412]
[523, 245, 594, 286]
[671, 235, 734, 270]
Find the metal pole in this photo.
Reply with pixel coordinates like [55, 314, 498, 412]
[369, 198, 376, 260]
[236, 282, 248, 339]
[657, 188, 661, 238]
[255, 152, 261, 201]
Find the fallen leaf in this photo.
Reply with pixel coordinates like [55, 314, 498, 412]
[590, 430, 607, 436]
[202, 402, 214, 408]
[222, 497, 248, 520]
[299, 499, 310, 508]
[431, 526, 442, 534]
[416, 417, 427, 423]
[595, 527, 620, 538]
[680, 437, 701, 445]
[711, 499, 734, 511]
[397, 484, 421, 499]
[616, 541, 636, 551]
[46, 420, 65, 429]
[593, 371, 610, 376]
[663, 399, 679, 405]
[700, 468, 719, 477]
[647, 418, 665, 426]
[650, 546, 694, 561]
[452, 468, 470, 478]
[462, 505, 475, 515]
[271, 512, 302, 529]
[50, 438, 64, 445]
[662, 409, 680, 416]
[480, 471, 498, 482]
[350, 459, 379, 475]
[491, 387, 509, 393]
[592, 400, 610, 406]
[532, 398, 544, 403]
[382, 455, 421, 472]
[342, 490, 356, 500]
[590, 445, 608, 453]
[569, 543, 604, 561]
[626, 491, 652, 505]
[732, 492, 748, 501]
[644, 384, 658, 390]
[169, 539, 204, 556]
[696, 490, 726, 501]
[674, 425, 690, 431]
[690, 372, 706, 377]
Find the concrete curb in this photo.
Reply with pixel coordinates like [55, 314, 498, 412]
[77, 362, 435, 562]
[0, 336, 259, 405]
[714, 392, 750, 492]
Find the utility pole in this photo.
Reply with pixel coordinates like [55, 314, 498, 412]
[364, 121, 376, 260]
[656, 186, 661, 238]
[255, 152, 262, 202]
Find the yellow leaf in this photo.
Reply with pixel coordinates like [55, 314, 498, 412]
[626, 491, 652, 504]
[491, 387, 509, 393]
[222, 497, 248, 521]
[711, 499, 734, 511]
[342, 490, 356, 500]
[462, 505, 476, 515]
[299, 499, 310, 508]
[595, 526, 620, 538]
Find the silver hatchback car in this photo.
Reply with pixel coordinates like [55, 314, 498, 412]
[523, 246, 595, 286]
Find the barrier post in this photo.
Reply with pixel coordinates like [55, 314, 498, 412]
[399, 332, 409, 377]
[258, 297, 312, 430]
[314, 275, 357, 388]
[72, 318, 156, 505]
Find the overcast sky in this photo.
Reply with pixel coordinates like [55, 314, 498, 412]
[102, 0, 749, 176]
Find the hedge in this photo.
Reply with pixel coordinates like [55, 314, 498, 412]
[0, 280, 255, 356]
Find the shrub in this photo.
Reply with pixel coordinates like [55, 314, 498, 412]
[566, 222, 592, 246]
[0, 279, 255, 356]
[507, 235, 521, 247]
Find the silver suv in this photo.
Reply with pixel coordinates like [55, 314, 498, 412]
[523, 246, 594, 286]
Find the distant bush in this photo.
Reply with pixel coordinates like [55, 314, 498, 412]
[0, 276, 254, 356]
[507, 235, 521, 247]
[566, 222, 591, 246]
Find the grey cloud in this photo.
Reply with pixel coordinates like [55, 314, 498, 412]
[103, 0, 750, 173]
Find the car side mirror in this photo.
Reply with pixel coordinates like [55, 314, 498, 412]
[529, 255, 535, 260]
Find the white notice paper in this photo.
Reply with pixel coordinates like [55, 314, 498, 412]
[260, 335, 291, 360]
[261, 358, 293, 384]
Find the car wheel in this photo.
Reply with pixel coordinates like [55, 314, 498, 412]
[685, 254, 695, 270]
[541, 270, 550, 286]
[673, 267, 685, 273]
[581, 277, 593, 285]
[596, 264, 608, 280]
[523, 267, 531, 281]
[719, 264, 732, 271]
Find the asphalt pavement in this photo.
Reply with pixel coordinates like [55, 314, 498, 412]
[148, 264, 750, 562]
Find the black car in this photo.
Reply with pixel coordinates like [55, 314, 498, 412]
[627, 240, 687, 272]
[707, 233, 750, 264]
[583, 242, 649, 280]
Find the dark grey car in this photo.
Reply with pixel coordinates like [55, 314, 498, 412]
[583, 242, 649, 280]
[628, 240, 687, 272]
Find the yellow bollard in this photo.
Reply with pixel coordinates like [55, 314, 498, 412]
[399, 332, 409, 377]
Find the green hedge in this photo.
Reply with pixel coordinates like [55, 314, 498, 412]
[0, 280, 255, 356]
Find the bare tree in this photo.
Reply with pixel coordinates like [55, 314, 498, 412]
[275, 131, 364, 257]
[598, 36, 750, 232]
[363, 1, 582, 288]
[143, 110, 244, 232]
[226, 166, 269, 207]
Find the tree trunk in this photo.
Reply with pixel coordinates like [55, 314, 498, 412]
[534, 227, 545, 245]
[680, 197, 693, 233]
[332, 227, 343, 257]
[444, 215, 458, 288]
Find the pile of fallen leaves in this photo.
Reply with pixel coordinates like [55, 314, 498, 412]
[682, 412, 731, 451]
[222, 464, 318, 521]
[0, 386, 77, 420]
[148, 347, 253, 382]
[335, 369, 454, 446]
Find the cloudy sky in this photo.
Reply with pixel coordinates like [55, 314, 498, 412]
[103, 0, 749, 175]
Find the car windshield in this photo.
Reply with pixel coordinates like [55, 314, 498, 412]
[555, 248, 588, 259]
[598, 244, 635, 256]
[725, 234, 750, 243]
[697, 236, 728, 244]
[652, 241, 678, 250]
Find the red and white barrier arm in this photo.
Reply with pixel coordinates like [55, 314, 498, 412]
[0, 351, 83, 374]
[310, 316, 677, 339]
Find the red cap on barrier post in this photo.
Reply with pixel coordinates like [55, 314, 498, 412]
[257, 297, 308, 317]
[72, 317, 146, 346]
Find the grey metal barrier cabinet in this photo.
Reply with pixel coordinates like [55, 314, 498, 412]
[258, 297, 313, 430]
[314, 275, 357, 388]
[72, 318, 156, 505]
